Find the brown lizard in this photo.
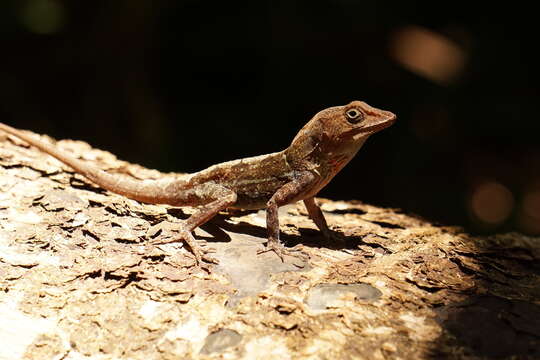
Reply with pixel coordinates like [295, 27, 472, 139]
[0, 101, 396, 264]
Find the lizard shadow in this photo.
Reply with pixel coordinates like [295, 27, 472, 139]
[200, 212, 377, 252]
[166, 207, 384, 252]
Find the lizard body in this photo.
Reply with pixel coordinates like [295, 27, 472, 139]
[0, 101, 396, 264]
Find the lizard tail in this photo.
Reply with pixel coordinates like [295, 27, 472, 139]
[0, 122, 184, 205]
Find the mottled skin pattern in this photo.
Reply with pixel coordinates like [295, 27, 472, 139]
[0, 101, 396, 264]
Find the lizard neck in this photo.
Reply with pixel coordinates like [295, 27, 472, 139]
[283, 132, 369, 200]
[315, 135, 369, 189]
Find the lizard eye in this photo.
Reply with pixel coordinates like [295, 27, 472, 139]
[345, 109, 364, 124]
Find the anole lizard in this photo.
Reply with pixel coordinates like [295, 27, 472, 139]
[0, 101, 396, 264]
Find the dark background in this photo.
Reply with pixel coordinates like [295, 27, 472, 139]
[1, 1, 538, 235]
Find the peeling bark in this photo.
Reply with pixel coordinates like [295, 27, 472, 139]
[0, 132, 539, 359]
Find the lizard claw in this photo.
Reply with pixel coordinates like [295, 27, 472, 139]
[150, 227, 219, 267]
[257, 240, 309, 263]
[177, 229, 220, 266]
[257, 242, 284, 261]
[196, 240, 217, 254]
[200, 252, 219, 265]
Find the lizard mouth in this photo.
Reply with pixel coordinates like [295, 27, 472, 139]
[362, 112, 397, 133]
[358, 110, 397, 133]
[350, 111, 397, 137]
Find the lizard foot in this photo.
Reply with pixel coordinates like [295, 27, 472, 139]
[151, 228, 219, 266]
[257, 240, 309, 263]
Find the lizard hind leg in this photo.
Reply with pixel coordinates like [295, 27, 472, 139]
[152, 188, 237, 266]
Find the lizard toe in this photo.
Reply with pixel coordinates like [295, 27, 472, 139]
[258, 241, 309, 263]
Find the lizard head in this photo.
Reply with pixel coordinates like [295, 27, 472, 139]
[316, 100, 396, 142]
[289, 101, 396, 159]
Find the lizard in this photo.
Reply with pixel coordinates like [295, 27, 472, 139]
[0, 101, 396, 265]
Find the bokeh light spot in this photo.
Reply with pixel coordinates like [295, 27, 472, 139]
[390, 26, 467, 85]
[19, 0, 65, 35]
[469, 182, 514, 226]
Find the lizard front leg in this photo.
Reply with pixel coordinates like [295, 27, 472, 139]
[153, 185, 237, 265]
[259, 171, 317, 261]
[303, 197, 337, 239]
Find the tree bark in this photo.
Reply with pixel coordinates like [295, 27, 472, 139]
[1, 131, 539, 360]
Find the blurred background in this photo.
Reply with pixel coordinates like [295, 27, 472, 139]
[1, 1, 538, 235]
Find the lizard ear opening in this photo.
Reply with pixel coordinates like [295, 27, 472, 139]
[345, 109, 364, 124]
